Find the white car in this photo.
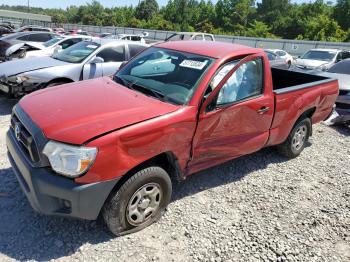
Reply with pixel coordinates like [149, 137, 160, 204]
[105, 33, 149, 44]
[25, 35, 92, 58]
[295, 48, 350, 71]
[265, 49, 294, 68]
[165, 32, 215, 42]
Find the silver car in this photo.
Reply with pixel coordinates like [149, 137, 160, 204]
[0, 39, 148, 97]
[264, 50, 289, 69]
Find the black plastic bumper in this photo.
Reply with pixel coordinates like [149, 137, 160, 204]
[6, 130, 120, 220]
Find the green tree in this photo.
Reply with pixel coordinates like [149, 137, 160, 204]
[301, 14, 346, 41]
[333, 0, 350, 30]
[246, 20, 276, 38]
[215, 0, 255, 34]
[135, 0, 159, 21]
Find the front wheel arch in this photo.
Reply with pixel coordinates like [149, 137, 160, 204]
[45, 78, 74, 87]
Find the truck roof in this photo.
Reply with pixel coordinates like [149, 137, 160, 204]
[155, 41, 260, 59]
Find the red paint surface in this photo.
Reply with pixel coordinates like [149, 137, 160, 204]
[18, 41, 338, 184]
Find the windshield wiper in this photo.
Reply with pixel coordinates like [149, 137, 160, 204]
[113, 76, 180, 105]
[128, 81, 166, 101]
[113, 75, 129, 87]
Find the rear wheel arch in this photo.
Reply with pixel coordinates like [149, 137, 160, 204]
[293, 107, 316, 136]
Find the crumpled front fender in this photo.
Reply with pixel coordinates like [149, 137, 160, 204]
[5, 43, 25, 57]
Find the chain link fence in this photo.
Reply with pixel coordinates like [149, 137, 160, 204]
[61, 23, 350, 56]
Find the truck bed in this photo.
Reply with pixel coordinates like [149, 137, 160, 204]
[267, 68, 339, 147]
[271, 68, 335, 94]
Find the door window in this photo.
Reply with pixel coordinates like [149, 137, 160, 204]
[266, 52, 277, 61]
[194, 35, 203, 40]
[97, 45, 125, 62]
[27, 33, 52, 42]
[128, 44, 146, 58]
[59, 38, 82, 49]
[215, 59, 263, 105]
[276, 51, 286, 56]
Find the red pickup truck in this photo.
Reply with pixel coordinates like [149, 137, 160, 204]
[7, 41, 338, 235]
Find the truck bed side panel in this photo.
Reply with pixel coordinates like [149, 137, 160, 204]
[267, 79, 338, 146]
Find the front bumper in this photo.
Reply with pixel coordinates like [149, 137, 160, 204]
[6, 129, 119, 220]
[0, 80, 43, 96]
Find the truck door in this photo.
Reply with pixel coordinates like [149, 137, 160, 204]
[189, 54, 274, 172]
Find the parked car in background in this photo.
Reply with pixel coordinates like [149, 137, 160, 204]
[15, 25, 52, 32]
[105, 33, 149, 44]
[295, 49, 350, 71]
[53, 27, 65, 35]
[66, 29, 90, 36]
[264, 50, 289, 69]
[0, 32, 57, 61]
[307, 59, 350, 125]
[99, 32, 112, 38]
[165, 32, 215, 41]
[0, 39, 148, 97]
[0, 25, 13, 37]
[265, 49, 294, 68]
[6, 41, 338, 236]
[18, 35, 92, 59]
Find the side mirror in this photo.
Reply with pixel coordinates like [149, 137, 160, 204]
[90, 56, 104, 64]
[53, 45, 62, 54]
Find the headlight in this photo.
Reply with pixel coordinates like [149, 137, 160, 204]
[316, 65, 328, 71]
[43, 141, 97, 178]
[7, 75, 29, 84]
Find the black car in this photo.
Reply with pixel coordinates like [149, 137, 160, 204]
[0, 26, 13, 37]
[0, 31, 57, 61]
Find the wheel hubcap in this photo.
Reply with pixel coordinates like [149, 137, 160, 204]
[126, 183, 162, 226]
[292, 125, 307, 151]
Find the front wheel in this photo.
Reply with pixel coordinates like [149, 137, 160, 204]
[277, 118, 311, 158]
[102, 166, 172, 236]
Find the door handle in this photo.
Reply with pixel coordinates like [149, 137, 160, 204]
[257, 106, 270, 114]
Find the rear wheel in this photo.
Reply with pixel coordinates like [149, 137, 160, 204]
[102, 166, 172, 236]
[277, 118, 311, 158]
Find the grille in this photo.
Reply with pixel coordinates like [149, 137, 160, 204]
[336, 102, 350, 110]
[10, 114, 40, 163]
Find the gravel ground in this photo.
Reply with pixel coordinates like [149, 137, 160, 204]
[0, 93, 350, 262]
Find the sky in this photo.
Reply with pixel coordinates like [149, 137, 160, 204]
[0, 0, 336, 9]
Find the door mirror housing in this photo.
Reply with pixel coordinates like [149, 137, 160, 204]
[53, 45, 62, 54]
[90, 56, 104, 64]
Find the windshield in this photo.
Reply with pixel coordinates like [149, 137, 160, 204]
[43, 37, 64, 47]
[52, 41, 99, 63]
[301, 50, 337, 61]
[114, 47, 213, 105]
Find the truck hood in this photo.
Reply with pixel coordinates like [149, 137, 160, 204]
[295, 59, 330, 69]
[0, 56, 68, 77]
[19, 77, 180, 144]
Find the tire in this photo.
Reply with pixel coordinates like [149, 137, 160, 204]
[277, 118, 311, 158]
[102, 166, 172, 236]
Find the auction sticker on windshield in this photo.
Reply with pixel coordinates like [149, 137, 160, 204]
[180, 60, 208, 70]
[87, 45, 98, 49]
